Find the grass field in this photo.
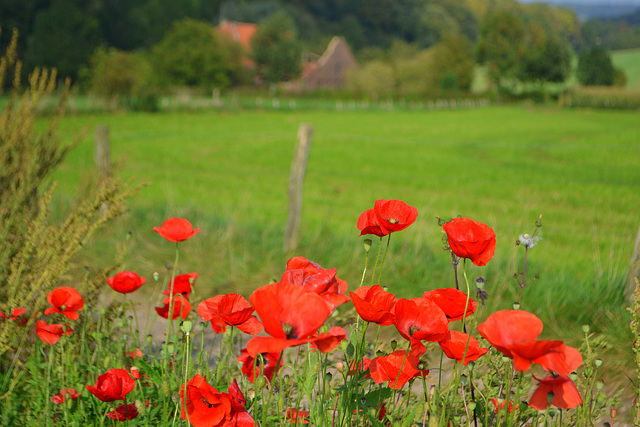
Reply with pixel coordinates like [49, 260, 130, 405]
[612, 48, 640, 89]
[48, 105, 639, 370]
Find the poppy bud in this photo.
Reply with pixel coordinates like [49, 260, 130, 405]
[535, 215, 543, 228]
[460, 374, 468, 385]
[324, 372, 332, 382]
[346, 343, 355, 358]
[570, 372, 578, 381]
[611, 406, 618, 420]
[336, 362, 345, 373]
[255, 376, 266, 392]
[247, 389, 256, 400]
[363, 239, 372, 253]
[468, 402, 476, 410]
[595, 358, 603, 368]
[180, 321, 193, 335]
[475, 277, 485, 289]
[162, 381, 172, 396]
[582, 324, 590, 334]
[153, 272, 160, 282]
[390, 340, 398, 351]
[596, 381, 604, 391]
[126, 231, 132, 241]
[512, 302, 520, 310]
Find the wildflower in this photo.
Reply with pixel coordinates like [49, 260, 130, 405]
[442, 217, 496, 266]
[286, 408, 310, 424]
[478, 310, 582, 375]
[162, 273, 199, 299]
[180, 375, 253, 427]
[490, 398, 518, 414]
[44, 287, 85, 320]
[50, 388, 80, 404]
[156, 294, 191, 320]
[350, 285, 397, 326]
[107, 403, 139, 421]
[106, 271, 146, 294]
[529, 375, 583, 410]
[357, 208, 388, 237]
[198, 293, 263, 335]
[423, 288, 477, 322]
[369, 350, 429, 389]
[86, 369, 135, 402]
[373, 199, 418, 234]
[153, 217, 200, 242]
[279, 256, 349, 310]
[35, 320, 72, 345]
[392, 297, 449, 355]
[0, 307, 27, 325]
[438, 330, 488, 365]
[518, 233, 542, 249]
[238, 348, 282, 383]
[246, 281, 337, 357]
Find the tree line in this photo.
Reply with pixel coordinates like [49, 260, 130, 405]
[0, 0, 634, 103]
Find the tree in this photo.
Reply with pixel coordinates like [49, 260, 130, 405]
[24, 0, 102, 81]
[477, 9, 525, 92]
[576, 46, 615, 86]
[251, 11, 302, 84]
[518, 32, 572, 85]
[151, 18, 230, 89]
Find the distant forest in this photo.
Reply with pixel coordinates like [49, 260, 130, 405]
[0, 0, 638, 87]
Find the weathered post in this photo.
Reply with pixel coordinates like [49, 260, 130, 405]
[95, 125, 110, 177]
[284, 124, 313, 252]
[627, 225, 640, 299]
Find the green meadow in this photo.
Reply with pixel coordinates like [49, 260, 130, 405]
[50, 105, 638, 361]
[612, 48, 640, 89]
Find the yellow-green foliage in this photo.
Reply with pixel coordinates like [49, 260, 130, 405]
[0, 30, 137, 357]
[563, 86, 640, 110]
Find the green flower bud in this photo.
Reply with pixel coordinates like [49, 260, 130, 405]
[180, 321, 194, 335]
[364, 239, 372, 253]
[582, 324, 590, 334]
[595, 358, 603, 368]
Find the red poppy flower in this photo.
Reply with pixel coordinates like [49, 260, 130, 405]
[442, 217, 496, 266]
[107, 403, 139, 421]
[423, 288, 477, 322]
[350, 285, 397, 326]
[357, 208, 389, 237]
[280, 256, 350, 310]
[162, 273, 199, 299]
[529, 375, 583, 410]
[156, 294, 191, 320]
[369, 350, 429, 389]
[348, 358, 372, 376]
[373, 199, 418, 234]
[197, 293, 263, 335]
[106, 271, 146, 294]
[392, 297, 449, 355]
[311, 326, 347, 353]
[438, 330, 488, 365]
[35, 320, 73, 345]
[153, 217, 200, 242]
[238, 348, 282, 383]
[44, 287, 85, 320]
[477, 310, 565, 372]
[246, 281, 333, 357]
[180, 375, 254, 427]
[490, 398, 518, 414]
[126, 348, 143, 359]
[534, 344, 583, 377]
[50, 388, 80, 404]
[86, 368, 135, 402]
[0, 307, 26, 320]
[286, 408, 310, 424]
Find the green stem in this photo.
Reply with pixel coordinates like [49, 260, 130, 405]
[375, 234, 392, 286]
[370, 237, 383, 286]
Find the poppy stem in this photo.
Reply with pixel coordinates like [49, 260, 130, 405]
[518, 245, 529, 306]
[370, 236, 383, 286]
[451, 252, 460, 290]
[375, 234, 392, 286]
[359, 244, 370, 288]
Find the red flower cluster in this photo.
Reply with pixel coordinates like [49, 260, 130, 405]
[50, 388, 80, 404]
[154, 217, 200, 242]
[198, 293, 263, 335]
[0, 307, 27, 324]
[106, 271, 146, 294]
[369, 350, 429, 389]
[162, 273, 199, 298]
[86, 368, 136, 402]
[478, 310, 583, 409]
[180, 375, 253, 427]
[358, 199, 418, 237]
[442, 217, 496, 267]
[107, 403, 139, 421]
[286, 408, 310, 424]
[237, 348, 282, 384]
[156, 294, 191, 320]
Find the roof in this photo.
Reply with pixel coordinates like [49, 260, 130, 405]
[216, 20, 257, 52]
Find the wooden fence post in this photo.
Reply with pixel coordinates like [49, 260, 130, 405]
[627, 225, 640, 299]
[284, 124, 313, 252]
[95, 125, 110, 177]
